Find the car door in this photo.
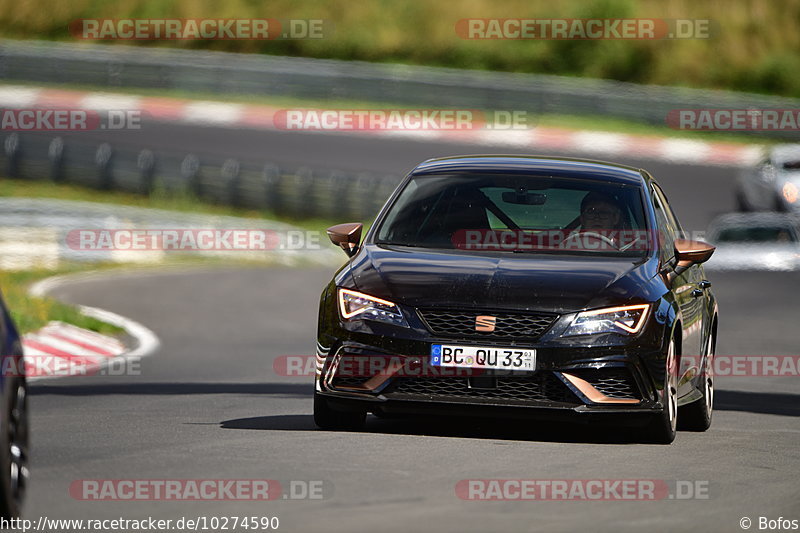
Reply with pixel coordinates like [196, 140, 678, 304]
[651, 184, 704, 397]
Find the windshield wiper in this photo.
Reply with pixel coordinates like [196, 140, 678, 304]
[375, 240, 425, 248]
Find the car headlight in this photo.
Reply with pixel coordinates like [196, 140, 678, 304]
[563, 304, 650, 336]
[337, 288, 408, 327]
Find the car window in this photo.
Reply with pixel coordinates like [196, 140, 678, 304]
[652, 184, 685, 239]
[650, 185, 675, 261]
[375, 173, 649, 256]
[716, 226, 798, 243]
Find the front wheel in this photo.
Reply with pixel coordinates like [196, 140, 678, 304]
[679, 332, 714, 431]
[313, 393, 365, 431]
[645, 338, 678, 444]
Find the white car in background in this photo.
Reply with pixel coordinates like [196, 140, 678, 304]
[735, 144, 800, 213]
[705, 212, 800, 271]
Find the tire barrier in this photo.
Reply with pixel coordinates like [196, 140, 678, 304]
[0, 132, 402, 221]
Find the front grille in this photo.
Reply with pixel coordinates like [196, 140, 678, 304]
[418, 309, 557, 339]
[331, 376, 367, 389]
[571, 367, 640, 400]
[387, 372, 578, 405]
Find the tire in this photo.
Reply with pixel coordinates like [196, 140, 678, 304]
[313, 393, 365, 431]
[0, 377, 28, 519]
[735, 189, 750, 212]
[645, 338, 678, 444]
[774, 194, 788, 213]
[679, 332, 714, 432]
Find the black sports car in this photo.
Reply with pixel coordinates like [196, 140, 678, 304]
[314, 155, 717, 444]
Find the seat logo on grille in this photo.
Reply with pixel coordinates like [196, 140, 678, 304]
[475, 315, 497, 332]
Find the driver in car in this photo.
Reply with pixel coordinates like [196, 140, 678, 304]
[579, 192, 623, 232]
[560, 192, 624, 250]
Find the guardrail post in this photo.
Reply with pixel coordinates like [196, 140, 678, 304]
[137, 149, 156, 195]
[355, 173, 377, 219]
[48, 137, 65, 183]
[263, 164, 282, 214]
[374, 175, 397, 213]
[108, 61, 123, 87]
[294, 167, 315, 218]
[95, 143, 114, 189]
[222, 158, 241, 206]
[4, 133, 20, 178]
[181, 154, 201, 196]
[331, 172, 352, 219]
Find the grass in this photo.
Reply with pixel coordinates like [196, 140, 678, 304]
[0, 265, 125, 335]
[0, 0, 798, 98]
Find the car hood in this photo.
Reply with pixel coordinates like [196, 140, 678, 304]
[347, 244, 658, 314]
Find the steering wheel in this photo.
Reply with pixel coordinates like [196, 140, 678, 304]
[560, 231, 619, 249]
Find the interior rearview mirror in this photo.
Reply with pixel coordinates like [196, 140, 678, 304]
[501, 191, 547, 205]
[327, 223, 363, 257]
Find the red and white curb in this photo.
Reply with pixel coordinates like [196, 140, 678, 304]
[22, 272, 161, 381]
[0, 84, 762, 167]
[22, 321, 126, 379]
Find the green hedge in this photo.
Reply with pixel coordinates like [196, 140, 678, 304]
[2, 0, 799, 97]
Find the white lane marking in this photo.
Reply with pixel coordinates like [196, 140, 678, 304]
[182, 101, 244, 126]
[659, 139, 712, 163]
[80, 93, 142, 112]
[476, 129, 536, 147]
[732, 145, 763, 166]
[572, 131, 629, 155]
[0, 85, 43, 108]
[378, 129, 445, 141]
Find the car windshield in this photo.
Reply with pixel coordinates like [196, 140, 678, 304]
[375, 173, 650, 256]
[716, 226, 797, 243]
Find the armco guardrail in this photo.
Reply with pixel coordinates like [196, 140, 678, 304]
[2, 39, 800, 138]
[0, 130, 401, 221]
[0, 40, 796, 220]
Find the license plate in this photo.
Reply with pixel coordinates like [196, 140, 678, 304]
[430, 344, 536, 371]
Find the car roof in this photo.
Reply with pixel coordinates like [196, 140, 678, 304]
[411, 155, 646, 186]
[769, 144, 800, 164]
[708, 212, 800, 233]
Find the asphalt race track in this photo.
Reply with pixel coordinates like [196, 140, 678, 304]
[26, 123, 800, 532]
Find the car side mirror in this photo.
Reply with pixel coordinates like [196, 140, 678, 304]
[327, 223, 363, 257]
[674, 239, 715, 265]
[662, 239, 715, 286]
